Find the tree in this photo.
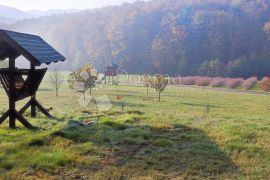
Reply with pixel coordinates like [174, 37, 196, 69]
[143, 74, 151, 95]
[48, 71, 64, 96]
[78, 64, 98, 94]
[150, 75, 168, 102]
[68, 64, 98, 98]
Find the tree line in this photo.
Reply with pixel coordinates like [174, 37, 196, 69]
[6, 0, 270, 78]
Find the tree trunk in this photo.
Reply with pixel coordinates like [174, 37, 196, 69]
[89, 86, 92, 94]
[147, 86, 149, 95]
[56, 88, 59, 96]
[121, 101, 124, 111]
[158, 91, 161, 102]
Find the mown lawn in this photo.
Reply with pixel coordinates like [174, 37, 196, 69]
[0, 82, 270, 179]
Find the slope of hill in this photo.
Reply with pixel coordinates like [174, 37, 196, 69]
[0, 5, 34, 24]
[0, 5, 81, 24]
[6, 0, 270, 78]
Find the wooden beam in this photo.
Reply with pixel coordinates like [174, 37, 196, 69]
[15, 111, 35, 129]
[34, 99, 53, 119]
[0, 110, 10, 124]
[18, 100, 31, 115]
[30, 64, 36, 118]
[9, 55, 16, 129]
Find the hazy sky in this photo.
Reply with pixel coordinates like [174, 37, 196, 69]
[0, 0, 146, 11]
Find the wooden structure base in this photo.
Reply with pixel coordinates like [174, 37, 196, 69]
[0, 97, 53, 129]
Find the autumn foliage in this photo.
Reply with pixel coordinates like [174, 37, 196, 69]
[224, 78, 243, 89]
[260, 77, 270, 92]
[242, 77, 258, 90]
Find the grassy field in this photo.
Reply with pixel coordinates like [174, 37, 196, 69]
[0, 81, 270, 179]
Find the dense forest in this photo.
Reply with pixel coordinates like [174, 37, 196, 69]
[5, 0, 270, 78]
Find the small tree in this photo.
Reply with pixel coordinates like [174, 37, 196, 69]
[150, 75, 168, 102]
[143, 74, 151, 95]
[48, 71, 64, 96]
[79, 64, 98, 94]
[68, 64, 97, 97]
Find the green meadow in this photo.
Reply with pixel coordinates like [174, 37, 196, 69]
[0, 81, 270, 179]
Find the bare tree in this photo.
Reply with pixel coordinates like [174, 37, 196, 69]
[150, 75, 168, 102]
[143, 74, 151, 96]
[48, 71, 64, 96]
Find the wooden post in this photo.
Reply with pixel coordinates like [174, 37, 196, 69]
[30, 64, 36, 118]
[9, 55, 16, 128]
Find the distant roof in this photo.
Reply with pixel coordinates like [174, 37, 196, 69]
[0, 29, 65, 66]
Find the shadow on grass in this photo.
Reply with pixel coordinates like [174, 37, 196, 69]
[113, 101, 146, 108]
[51, 118, 237, 178]
[37, 88, 53, 92]
[182, 102, 222, 108]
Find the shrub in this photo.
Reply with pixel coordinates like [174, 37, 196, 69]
[260, 77, 270, 92]
[195, 77, 212, 86]
[180, 76, 200, 85]
[210, 77, 227, 87]
[262, 77, 269, 81]
[224, 78, 243, 89]
[242, 77, 258, 90]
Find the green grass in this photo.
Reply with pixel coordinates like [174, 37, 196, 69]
[0, 81, 270, 179]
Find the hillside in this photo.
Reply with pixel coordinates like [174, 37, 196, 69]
[0, 5, 34, 24]
[0, 5, 81, 25]
[7, 0, 270, 77]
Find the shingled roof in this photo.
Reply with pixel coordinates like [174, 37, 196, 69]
[0, 29, 65, 66]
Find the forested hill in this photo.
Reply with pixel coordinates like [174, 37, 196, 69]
[6, 0, 270, 78]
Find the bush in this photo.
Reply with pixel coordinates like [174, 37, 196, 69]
[210, 77, 227, 87]
[260, 77, 270, 92]
[262, 77, 269, 81]
[195, 77, 212, 86]
[180, 76, 200, 85]
[242, 77, 258, 90]
[224, 78, 243, 89]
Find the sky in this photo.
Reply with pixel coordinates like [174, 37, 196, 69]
[0, 0, 146, 11]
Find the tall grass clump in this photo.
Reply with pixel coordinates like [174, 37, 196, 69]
[224, 78, 243, 89]
[242, 77, 258, 90]
[260, 77, 270, 92]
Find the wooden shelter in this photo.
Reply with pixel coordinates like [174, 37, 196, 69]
[0, 30, 65, 129]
